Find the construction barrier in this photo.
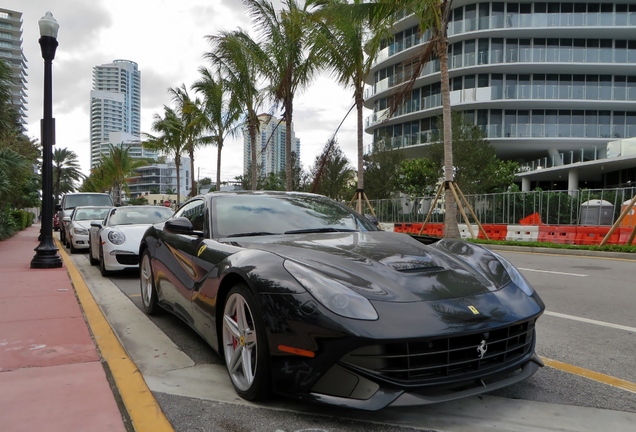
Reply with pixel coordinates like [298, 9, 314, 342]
[538, 225, 578, 244]
[618, 227, 636, 245]
[421, 223, 444, 237]
[478, 224, 508, 241]
[393, 223, 635, 245]
[506, 225, 540, 242]
[458, 224, 479, 239]
[575, 226, 621, 245]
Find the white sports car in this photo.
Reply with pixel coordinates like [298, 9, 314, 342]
[66, 206, 112, 254]
[89, 205, 174, 276]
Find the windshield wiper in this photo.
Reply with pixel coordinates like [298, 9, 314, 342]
[284, 228, 357, 234]
[226, 231, 279, 238]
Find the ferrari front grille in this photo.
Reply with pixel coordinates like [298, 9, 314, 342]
[341, 320, 535, 385]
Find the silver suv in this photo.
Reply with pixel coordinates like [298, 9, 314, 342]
[57, 193, 113, 248]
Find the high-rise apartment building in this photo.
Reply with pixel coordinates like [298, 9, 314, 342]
[0, 8, 28, 126]
[243, 114, 301, 177]
[365, 2, 636, 190]
[90, 59, 156, 168]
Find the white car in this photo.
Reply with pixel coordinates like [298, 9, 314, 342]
[65, 206, 112, 254]
[89, 205, 174, 276]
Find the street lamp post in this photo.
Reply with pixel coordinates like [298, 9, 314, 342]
[31, 11, 62, 269]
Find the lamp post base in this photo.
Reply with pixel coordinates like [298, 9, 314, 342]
[30, 237, 62, 268]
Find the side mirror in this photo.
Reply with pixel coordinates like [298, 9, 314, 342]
[90, 221, 103, 229]
[62, 216, 71, 222]
[165, 217, 204, 237]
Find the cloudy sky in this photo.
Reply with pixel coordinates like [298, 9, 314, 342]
[7, 0, 369, 182]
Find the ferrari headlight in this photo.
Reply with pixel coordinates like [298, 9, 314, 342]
[284, 260, 378, 321]
[493, 253, 535, 296]
[73, 227, 88, 235]
[107, 230, 126, 245]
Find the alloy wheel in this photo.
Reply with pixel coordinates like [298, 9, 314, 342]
[222, 293, 258, 391]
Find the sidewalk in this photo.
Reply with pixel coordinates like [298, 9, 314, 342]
[0, 224, 128, 432]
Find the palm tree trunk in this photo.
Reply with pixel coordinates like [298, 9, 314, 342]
[439, 37, 459, 239]
[216, 139, 223, 192]
[356, 89, 364, 213]
[189, 145, 196, 197]
[249, 119, 257, 191]
[175, 154, 181, 206]
[285, 100, 294, 192]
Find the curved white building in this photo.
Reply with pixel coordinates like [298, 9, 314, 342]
[364, 1, 636, 190]
[0, 8, 28, 127]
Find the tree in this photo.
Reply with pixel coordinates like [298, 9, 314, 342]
[206, 30, 264, 190]
[363, 139, 404, 199]
[428, 112, 519, 195]
[309, 0, 387, 210]
[309, 140, 354, 200]
[97, 144, 148, 205]
[242, 0, 320, 191]
[396, 158, 440, 197]
[53, 147, 84, 205]
[192, 67, 242, 192]
[143, 106, 188, 205]
[0, 59, 20, 138]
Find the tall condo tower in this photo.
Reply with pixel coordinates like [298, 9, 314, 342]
[0, 8, 28, 126]
[243, 114, 301, 177]
[90, 59, 153, 168]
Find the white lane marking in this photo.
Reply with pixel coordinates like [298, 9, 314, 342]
[545, 310, 636, 333]
[518, 268, 588, 277]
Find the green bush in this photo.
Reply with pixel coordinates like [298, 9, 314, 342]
[0, 206, 18, 240]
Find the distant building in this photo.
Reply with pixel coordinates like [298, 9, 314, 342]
[89, 59, 156, 168]
[243, 114, 300, 177]
[0, 8, 28, 126]
[127, 157, 191, 199]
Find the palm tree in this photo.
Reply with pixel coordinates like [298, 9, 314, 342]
[0, 59, 20, 138]
[325, 0, 458, 237]
[192, 67, 242, 191]
[52, 147, 84, 205]
[242, 0, 321, 191]
[143, 106, 187, 205]
[309, 0, 387, 211]
[205, 30, 264, 191]
[168, 84, 206, 197]
[98, 144, 148, 205]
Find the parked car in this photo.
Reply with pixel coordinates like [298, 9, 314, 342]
[53, 213, 60, 231]
[64, 206, 111, 254]
[139, 191, 545, 410]
[89, 205, 174, 276]
[57, 193, 113, 247]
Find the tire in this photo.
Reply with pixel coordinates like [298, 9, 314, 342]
[88, 240, 98, 265]
[70, 241, 78, 254]
[140, 249, 161, 315]
[99, 245, 111, 277]
[222, 284, 271, 401]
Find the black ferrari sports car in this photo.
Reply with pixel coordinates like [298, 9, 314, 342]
[139, 191, 545, 410]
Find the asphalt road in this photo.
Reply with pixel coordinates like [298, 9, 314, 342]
[67, 245, 636, 431]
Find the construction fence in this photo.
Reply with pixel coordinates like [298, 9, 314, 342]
[369, 187, 636, 227]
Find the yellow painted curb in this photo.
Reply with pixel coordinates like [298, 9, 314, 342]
[542, 356, 636, 394]
[56, 239, 174, 432]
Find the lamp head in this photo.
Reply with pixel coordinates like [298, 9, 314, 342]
[38, 11, 59, 39]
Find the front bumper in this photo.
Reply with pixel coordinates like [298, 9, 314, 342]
[306, 353, 544, 410]
[103, 246, 139, 271]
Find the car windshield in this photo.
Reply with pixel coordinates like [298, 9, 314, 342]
[65, 194, 113, 209]
[109, 207, 174, 226]
[73, 207, 110, 221]
[212, 194, 377, 238]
